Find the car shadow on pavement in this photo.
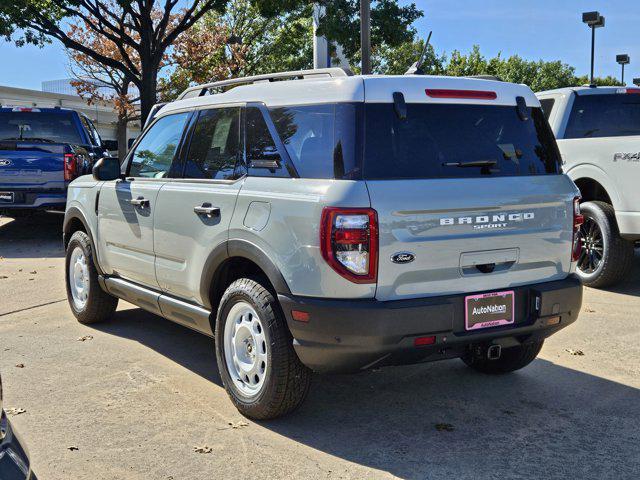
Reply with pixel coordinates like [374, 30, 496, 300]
[0, 213, 64, 258]
[96, 306, 640, 479]
[596, 248, 640, 297]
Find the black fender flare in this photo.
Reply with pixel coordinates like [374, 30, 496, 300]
[63, 206, 105, 276]
[199, 239, 291, 310]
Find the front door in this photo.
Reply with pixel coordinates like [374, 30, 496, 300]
[154, 107, 244, 303]
[97, 112, 190, 288]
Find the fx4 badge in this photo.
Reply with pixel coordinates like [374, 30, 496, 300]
[391, 252, 415, 264]
[614, 152, 640, 163]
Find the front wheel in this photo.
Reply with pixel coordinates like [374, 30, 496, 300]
[215, 278, 311, 420]
[65, 230, 118, 324]
[576, 201, 634, 288]
[462, 341, 544, 374]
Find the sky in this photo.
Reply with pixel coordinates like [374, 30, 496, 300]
[0, 0, 638, 90]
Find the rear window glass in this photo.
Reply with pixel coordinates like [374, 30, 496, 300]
[364, 104, 560, 180]
[268, 104, 361, 179]
[565, 93, 640, 138]
[0, 112, 82, 144]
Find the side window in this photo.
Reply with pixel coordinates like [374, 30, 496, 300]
[79, 115, 99, 146]
[245, 107, 288, 177]
[269, 104, 361, 179]
[128, 113, 189, 178]
[539, 98, 555, 121]
[183, 108, 241, 180]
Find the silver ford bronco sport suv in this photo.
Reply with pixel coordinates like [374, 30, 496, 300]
[63, 68, 583, 419]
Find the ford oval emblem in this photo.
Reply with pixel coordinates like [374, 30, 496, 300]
[0, 159, 12, 167]
[391, 252, 415, 264]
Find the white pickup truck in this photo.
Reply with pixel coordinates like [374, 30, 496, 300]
[536, 86, 640, 287]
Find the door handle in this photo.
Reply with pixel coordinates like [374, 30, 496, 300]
[194, 203, 220, 218]
[129, 196, 149, 208]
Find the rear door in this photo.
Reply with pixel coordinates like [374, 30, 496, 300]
[363, 99, 577, 301]
[154, 106, 244, 303]
[97, 112, 190, 288]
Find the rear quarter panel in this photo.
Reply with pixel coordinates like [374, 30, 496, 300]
[231, 177, 375, 299]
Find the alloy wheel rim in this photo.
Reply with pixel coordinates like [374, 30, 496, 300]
[69, 246, 90, 310]
[578, 217, 604, 275]
[223, 301, 268, 398]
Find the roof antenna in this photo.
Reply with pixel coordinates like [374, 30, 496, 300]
[405, 31, 432, 75]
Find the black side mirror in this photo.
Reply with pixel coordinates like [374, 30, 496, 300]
[92, 157, 121, 181]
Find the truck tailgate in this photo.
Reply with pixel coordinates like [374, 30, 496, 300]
[0, 142, 66, 189]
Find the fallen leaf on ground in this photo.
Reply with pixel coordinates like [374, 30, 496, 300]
[77, 335, 94, 342]
[6, 407, 26, 415]
[193, 445, 213, 454]
[217, 420, 249, 431]
[0, 275, 8, 279]
[67, 446, 79, 451]
[565, 348, 584, 356]
[29, 270, 37, 274]
[585, 307, 596, 313]
[15, 363, 24, 368]
[435, 423, 455, 432]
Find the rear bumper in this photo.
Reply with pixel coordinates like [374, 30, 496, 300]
[279, 275, 583, 373]
[0, 188, 66, 210]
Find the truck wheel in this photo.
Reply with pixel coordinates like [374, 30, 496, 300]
[576, 201, 634, 288]
[65, 230, 118, 324]
[462, 340, 544, 374]
[215, 277, 311, 420]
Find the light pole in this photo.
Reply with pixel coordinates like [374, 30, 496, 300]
[616, 54, 630, 86]
[582, 11, 605, 85]
[360, 0, 371, 75]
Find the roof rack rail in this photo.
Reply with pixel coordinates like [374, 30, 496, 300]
[177, 67, 353, 100]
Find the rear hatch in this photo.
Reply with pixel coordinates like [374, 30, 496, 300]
[363, 77, 578, 301]
[0, 109, 83, 190]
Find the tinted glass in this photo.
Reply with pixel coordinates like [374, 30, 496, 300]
[128, 113, 189, 178]
[0, 112, 82, 144]
[269, 104, 361, 179]
[565, 93, 640, 138]
[246, 107, 287, 177]
[364, 104, 560, 179]
[183, 108, 240, 179]
[539, 99, 555, 120]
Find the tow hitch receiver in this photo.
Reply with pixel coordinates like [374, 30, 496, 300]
[487, 344, 502, 360]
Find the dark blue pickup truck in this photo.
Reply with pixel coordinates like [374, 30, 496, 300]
[0, 107, 107, 216]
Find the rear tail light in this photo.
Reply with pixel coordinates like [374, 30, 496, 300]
[320, 207, 378, 283]
[425, 89, 497, 100]
[572, 197, 584, 262]
[64, 153, 79, 181]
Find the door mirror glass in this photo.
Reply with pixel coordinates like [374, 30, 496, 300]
[92, 156, 121, 181]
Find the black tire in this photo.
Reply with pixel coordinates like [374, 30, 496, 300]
[576, 201, 634, 288]
[215, 277, 311, 420]
[65, 230, 118, 324]
[462, 340, 544, 374]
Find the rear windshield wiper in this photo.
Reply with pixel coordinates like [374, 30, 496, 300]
[442, 160, 498, 168]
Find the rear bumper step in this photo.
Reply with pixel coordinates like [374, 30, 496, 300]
[279, 275, 582, 373]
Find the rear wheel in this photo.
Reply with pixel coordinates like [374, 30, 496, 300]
[215, 277, 311, 420]
[65, 230, 118, 324]
[462, 341, 544, 374]
[576, 201, 634, 288]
